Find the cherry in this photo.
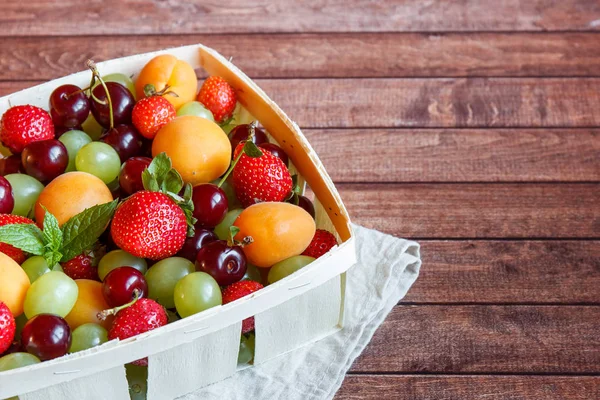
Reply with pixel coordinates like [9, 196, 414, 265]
[297, 195, 316, 219]
[49, 84, 90, 128]
[101, 125, 145, 162]
[196, 240, 247, 286]
[177, 228, 218, 262]
[90, 82, 135, 128]
[0, 176, 14, 214]
[21, 139, 68, 183]
[192, 184, 229, 228]
[259, 143, 289, 166]
[119, 157, 152, 195]
[229, 124, 269, 153]
[0, 155, 23, 176]
[21, 314, 71, 361]
[102, 266, 148, 307]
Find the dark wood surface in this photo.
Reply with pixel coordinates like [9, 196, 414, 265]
[1, 1, 599, 398]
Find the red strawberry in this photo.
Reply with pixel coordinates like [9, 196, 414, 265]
[232, 144, 293, 207]
[0, 301, 16, 354]
[61, 253, 99, 281]
[302, 229, 338, 259]
[1, 105, 54, 153]
[222, 280, 264, 334]
[197, 76, 236, 123]
[0, 214, 36, 264]
[107, 298, 167, 366]
[111, 191, 187, 260]
[132, 96, 176, 140]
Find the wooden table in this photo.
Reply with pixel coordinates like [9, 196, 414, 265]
[2, 1, 600, 398]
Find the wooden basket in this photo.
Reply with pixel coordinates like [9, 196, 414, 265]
[0, 44, 356, 400]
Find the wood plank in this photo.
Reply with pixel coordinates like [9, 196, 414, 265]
[350, 306, 600, 373]
[304, 129, 600, 182]
[0, 0, 598, 35]
[3, 33, 600, 80]
[405, 241, 600, 304]
[336, 375, 600, 399]
[339, 184, 600, 239]
[3, 79, 600, 128]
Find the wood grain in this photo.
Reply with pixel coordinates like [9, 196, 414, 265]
[406, 241, 600, 304]
[336, 375, 600, 399]
[350, 306, 600, 373]
[304, 129, 600, 182]
[340, 184, 600, 239]
[4, 78, 600, 128]
[2, 33, 600, 80]
[0, 0, 599, 35]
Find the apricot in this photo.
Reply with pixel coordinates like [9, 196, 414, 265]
[152, 116, 231, 185]
[234, 202, 316, 268]
[135, 54, 198, 110]
[0, 252, 30, 316]
[65, 280, 113, 330]
[35, 172, 113, 226]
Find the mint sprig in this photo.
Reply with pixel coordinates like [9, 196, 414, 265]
[41, 209, 63, 267]
[0, 224, 44, 255]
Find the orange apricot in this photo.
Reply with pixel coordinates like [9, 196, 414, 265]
[135, 54, 198, 110]
[35, 171, 113, 226]
[234, 202, 316, 268]
[152, 116, 231, 185]
[0, 252, 30, 316]
[65, 279, 113, 330]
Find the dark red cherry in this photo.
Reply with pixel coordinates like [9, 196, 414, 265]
[177, 228, 218, 262]
[119, 157, 152, 195]
[21, 314, 71, 361]
[101, 125, 145, 162]
[195, 240, 247, 286]
[21, 139, 68, 183]
[90, 82, 135, 128]
[0, 155, 23, 176]
[49, 84, 90, 128]
[259, 143, 288, 166]
[297, 195, 315, 219]
[229, 124, 269, 153]
[0, 176, 13, 214]
[102, 266, 148, 307]
[191, 184, 228, 228]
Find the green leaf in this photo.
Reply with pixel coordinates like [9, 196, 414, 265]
[142, 169, 160, 192]
[143, 84, 156, 97]
[243, 141, 263, 158]
[60, 200, 119, 262]
[163, 169, 184, 194]
[42, 210, 64, 268]
[229, 226, 240, 243]
[147, 153, 172, 185]
[0, 224, 44, 255]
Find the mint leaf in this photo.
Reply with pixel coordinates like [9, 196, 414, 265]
[42, 210, 63, 268]
[0, 224, 44, 255]
[243, 141, 263, 158]
[60, 200, 118, 262]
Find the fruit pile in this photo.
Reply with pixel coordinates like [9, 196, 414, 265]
[0, 55, 339, 380]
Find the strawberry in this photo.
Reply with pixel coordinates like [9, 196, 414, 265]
[132, 96, 176, 140]
[107, 298, 167, 366]
[232, 144, 292, 207]
[0, 214, 35, 264]
[222, 280, 264, 334]
[197, 76, 236, 123]
[0, 301, 16, 354]
[61, 253, 99, 281]
[302, 229, 338, 259]
[0, 105, 54, 153]
[111, 191, 187, 260]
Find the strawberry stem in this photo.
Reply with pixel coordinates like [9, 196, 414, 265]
[87, 59, 114, 129]
[217, 121, 260, 188]
[97, 289, 141, 320]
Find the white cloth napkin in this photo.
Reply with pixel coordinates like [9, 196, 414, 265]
[184, 224, 421, 400]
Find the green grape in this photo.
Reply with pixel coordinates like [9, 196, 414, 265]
[4, 174, 44, 217]
[21, 255, 61, 283]
[242, 263, 262, 282]
[176, 101, 214, 121]
[214, 209, 243, 240]
[268, 255, 315, 284]
[58, 130, 92, 172]
[81, 113, 104, 141]
[103, 73, 137, 99]
[23, 271, 78, 318]
[69, 323, 108, 353]
[146, 257, 194, 309]
[174, 272, 222, 318]
[98, 250, 148, 281]
[234, 104, 255, 126]
[125, 363, 148, 400]
[75, 142, 121, 184]
[0, 352, 40, 371]
[237, 333, 255, 365]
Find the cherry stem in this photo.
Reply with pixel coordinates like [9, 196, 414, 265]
[87, 59, 114, 129]
[217, 121, 258, 188]
[97, 289, 141, 320]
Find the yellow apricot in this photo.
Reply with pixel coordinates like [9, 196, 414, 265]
[65, 280, 113, 330]
[0, 252, 30, 316]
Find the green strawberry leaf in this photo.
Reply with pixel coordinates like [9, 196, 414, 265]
[60, 200, 119, 262]
[164, 169, 184, 195]
[42, 209, 63, 268]
[142, 169, 160, 193]
[229, 225, 240, 243]
[243, 140, 263, 158]
[143, 84, 157, 97]
[147, 153, 172, 184]
[0, 223, 45, 255]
